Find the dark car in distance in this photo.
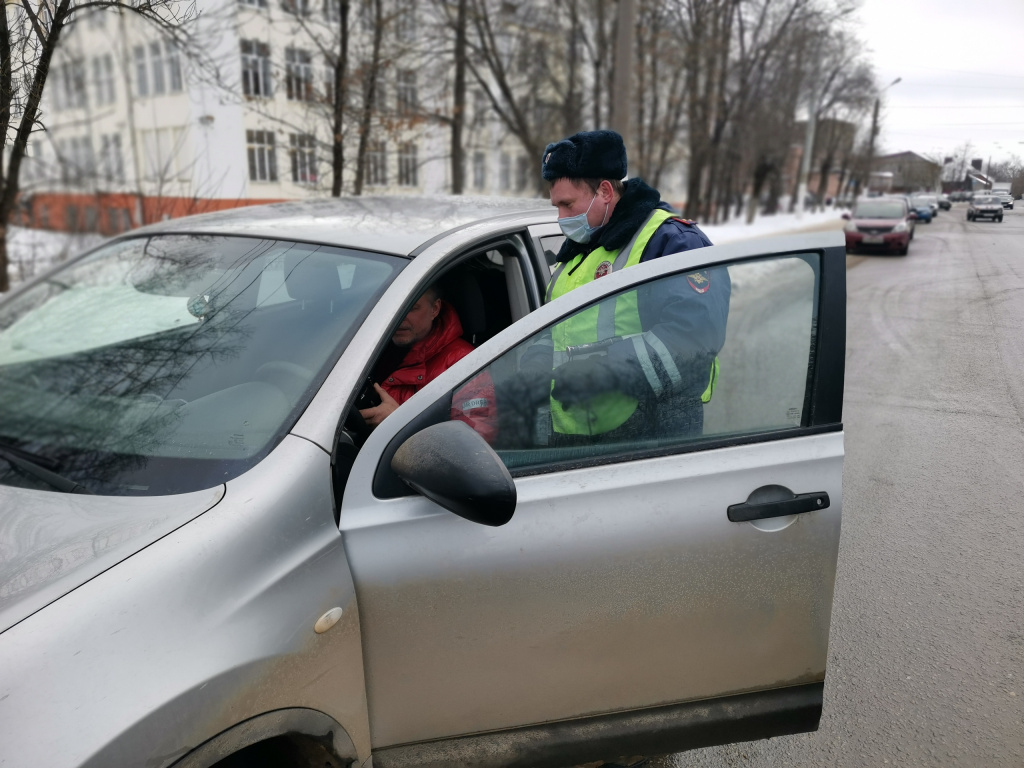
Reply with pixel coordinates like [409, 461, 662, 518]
[968, 195, 1004, 222]
[843, 198, 916, 255]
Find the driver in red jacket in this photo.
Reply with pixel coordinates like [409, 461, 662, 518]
[359, 285, 497, 442]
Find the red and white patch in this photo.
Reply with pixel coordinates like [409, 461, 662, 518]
[594, 261, 613, 279]
[686, 270, 711, 294]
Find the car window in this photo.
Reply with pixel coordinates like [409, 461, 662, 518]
[448, 253, 819, 474]
[0, 235, 402, 495]
[854, 201, 905, 218]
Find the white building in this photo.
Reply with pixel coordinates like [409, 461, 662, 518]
[22, 0, 543, 235]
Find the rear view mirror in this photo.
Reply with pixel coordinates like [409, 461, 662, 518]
[391, 421, 516, 526]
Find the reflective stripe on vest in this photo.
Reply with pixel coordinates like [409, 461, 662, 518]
[546, 209, 674, 435]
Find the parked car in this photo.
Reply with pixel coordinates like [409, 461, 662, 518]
[0, 197, 848, 768]
[937, 194, 952, 210]
[968, 194, 1004, 222]
[843, 198, 916, 255]
[908, 197, 935, 223]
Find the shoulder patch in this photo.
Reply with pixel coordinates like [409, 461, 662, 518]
[686, 270, 711, 294]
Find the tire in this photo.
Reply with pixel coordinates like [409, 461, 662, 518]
[898, 245, 909, 256]
[967, 213, 972, 221]
[998, 216, 1003, 223]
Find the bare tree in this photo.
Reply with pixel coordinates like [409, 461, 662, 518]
[0, 0, 197, 292]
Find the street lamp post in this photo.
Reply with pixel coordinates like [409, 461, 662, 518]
[863, 77, 901, 197]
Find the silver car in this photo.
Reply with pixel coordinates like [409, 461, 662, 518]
[0, 197, 847, 768]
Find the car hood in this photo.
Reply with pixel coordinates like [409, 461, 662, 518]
[0, 483, 224, 634]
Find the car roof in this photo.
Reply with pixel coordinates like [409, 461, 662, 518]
[127, 195, 557, 256]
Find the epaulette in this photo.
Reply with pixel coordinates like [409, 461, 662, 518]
[673, 217, 697, 227]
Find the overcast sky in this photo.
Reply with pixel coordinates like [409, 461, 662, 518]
[854, 0, 1024, 166]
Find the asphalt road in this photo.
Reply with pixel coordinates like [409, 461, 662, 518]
[654, 203, 1024, 767]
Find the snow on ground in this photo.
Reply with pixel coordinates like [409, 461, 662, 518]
[700, 206, 843, 244]
[3, 206, 845, 293]
[6, 227, 105, 291]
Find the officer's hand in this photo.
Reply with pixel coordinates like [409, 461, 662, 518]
[507, 367, 552, 408]
[551, 357, 610, 408]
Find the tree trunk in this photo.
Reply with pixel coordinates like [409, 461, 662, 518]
[330, 0, 350, 196]
[0, 5, 68, 292]
[353, 0, 383, 196]
[450, 0, 467, 194]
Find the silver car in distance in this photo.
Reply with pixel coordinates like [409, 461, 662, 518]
[0, 196, 847, 768]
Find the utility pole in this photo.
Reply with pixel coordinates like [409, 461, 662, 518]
[863, 77, 901, 199]
[796, 84, 820, 220]
[609, 0, 636, 172]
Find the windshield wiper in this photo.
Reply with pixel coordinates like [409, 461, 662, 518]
[0, 440, 93, 494]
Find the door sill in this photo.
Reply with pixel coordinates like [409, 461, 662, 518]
[373, 682, 823, 768]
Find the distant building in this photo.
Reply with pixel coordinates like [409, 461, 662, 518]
[871, 152, 941, 193]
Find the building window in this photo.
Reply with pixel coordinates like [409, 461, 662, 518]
[499, 152, 510, 190]
[134, 45, 148, 97]
[285, 48, 314, 101]
[398, 142, 417, 187]
[395, 0, 416, 41]
[364, 140, 386, 187]
[241, 40, 272, 97]
[238, 0, 268, 7]
[472, 89, 488, 127]
[53, 59, 87, 109]
[395, 69, 417, 115]
[516, 155, 529, 191]
[473, 151, 485, 190]
[149, 41, 166, 94]
[134, 41, 183, 97]
[84, 206, 98, 232]
[290, 133, 316, 184]
[282, 0, 310, 15]
[99, 133, 125, 183]
[66, 205, 80, 231]
[92, 54, 116, 106]
[323, 0, 340, 21]
[166, 42, 183, 92]
[56, 136, 95, 181]
[247, 130, 278, 182]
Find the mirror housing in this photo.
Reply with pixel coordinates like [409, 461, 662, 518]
[840, 212, 851, 220]
[391, 421, 516, 526]
[908, 211, 918, 220]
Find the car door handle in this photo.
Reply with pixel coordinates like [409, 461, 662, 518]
[728, 485, 830, 522]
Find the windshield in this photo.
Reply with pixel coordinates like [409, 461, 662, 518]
[853, 201, 906, 219]
[975, 197, 999, 204]
[0, 235, 402, 495]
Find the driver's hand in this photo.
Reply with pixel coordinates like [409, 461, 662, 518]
[359, 384, 399, 427]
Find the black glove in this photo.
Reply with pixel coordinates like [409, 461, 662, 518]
[551, 357, 612, 408]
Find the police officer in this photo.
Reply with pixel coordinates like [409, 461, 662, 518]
[529, 129, 730, 443]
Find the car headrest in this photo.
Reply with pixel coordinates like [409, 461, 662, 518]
[442, 272, 486, 344]
[284, 252, 344, 305]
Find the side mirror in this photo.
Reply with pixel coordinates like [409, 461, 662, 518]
[840, 212, 851, 220]
[909, 212, 918, 220]
[391, 421, 516, 526]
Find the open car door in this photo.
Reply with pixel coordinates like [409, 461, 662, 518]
[339, 231, 846, 767]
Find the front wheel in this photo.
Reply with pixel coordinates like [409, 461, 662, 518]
[998, 216, 1003, 223]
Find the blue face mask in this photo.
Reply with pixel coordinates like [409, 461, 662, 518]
[558, 194, 607, 244]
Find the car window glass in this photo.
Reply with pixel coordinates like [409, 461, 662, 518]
[540, 235, 565, 271]
[447, 253, 819, 474]
[0, 235, 401, 495]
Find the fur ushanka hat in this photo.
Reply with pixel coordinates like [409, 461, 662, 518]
[541, 129, 627, 182]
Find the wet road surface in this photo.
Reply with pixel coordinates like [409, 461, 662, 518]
[656, 203, 1024, 767]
